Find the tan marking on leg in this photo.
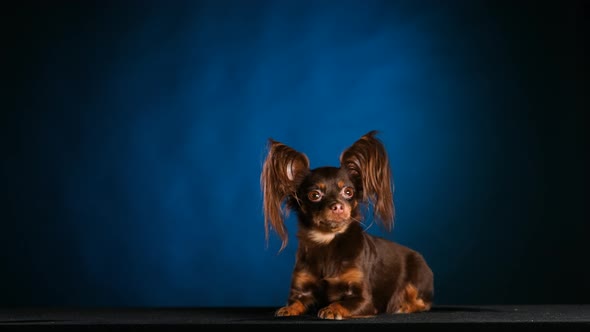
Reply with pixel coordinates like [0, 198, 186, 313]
[318, 302, 352, 320]
[395, 284, 431, 313]
[323, 267, 363, 285]
[275, 300, 306, 317]
[292, 271, 317, 289]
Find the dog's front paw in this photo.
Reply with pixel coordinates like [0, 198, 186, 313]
[318, 303, 351, 320]
[275, 303, 306, 317]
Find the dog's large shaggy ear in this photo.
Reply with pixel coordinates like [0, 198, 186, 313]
[261, 139, 310, 251]
[340, 130, 394, 231]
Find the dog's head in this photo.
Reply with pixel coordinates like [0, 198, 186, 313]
[261, 130, 394, 250]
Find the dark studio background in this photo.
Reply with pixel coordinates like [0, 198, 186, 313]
[1, 0, 588, 308]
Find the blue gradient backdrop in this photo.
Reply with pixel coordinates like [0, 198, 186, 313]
[2, 1, 587, 307]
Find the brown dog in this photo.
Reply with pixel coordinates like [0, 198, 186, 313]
[261, 130, 433, 320]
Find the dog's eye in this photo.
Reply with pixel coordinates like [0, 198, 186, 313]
[342, 187, 354, 199]
[308, 190, 323, 202]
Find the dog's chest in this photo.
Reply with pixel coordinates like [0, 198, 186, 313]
[301, 243, 360, 279]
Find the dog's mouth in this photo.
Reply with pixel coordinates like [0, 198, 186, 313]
[308, 215, 352, 242]
[313, 205, 353, 232]
[318, 219, 350, 231]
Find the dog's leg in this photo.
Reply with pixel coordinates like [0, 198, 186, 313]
[275, 299, 308, 317]
[275, 271, 319, 317]
[391, 283, 432, 314]
[317, 296, 377, 320]
[318, 271, 377, 320]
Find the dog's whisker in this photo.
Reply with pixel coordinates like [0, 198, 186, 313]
[292, 192, 302, 207]
[349, 216, 374, 232]
[361, 219, 375, 232]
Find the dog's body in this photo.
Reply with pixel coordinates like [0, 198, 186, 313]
[261, 131, 433, 320]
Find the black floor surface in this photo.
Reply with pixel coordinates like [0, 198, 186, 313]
[0, 305, 589, 331]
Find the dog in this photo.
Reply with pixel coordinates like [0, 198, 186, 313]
[260, 130, 433, 320]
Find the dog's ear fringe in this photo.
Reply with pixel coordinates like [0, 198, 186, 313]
[260, 139, 309, 251]
[340, 130, 395, 231]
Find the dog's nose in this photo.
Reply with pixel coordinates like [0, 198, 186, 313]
[330, 203, 344, 214]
